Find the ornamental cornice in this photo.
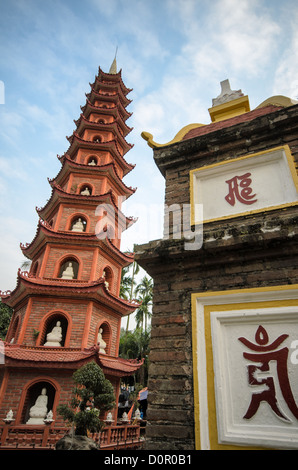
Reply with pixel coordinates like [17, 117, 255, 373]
[66, 125, 133, 156]
[86, 86, 132, 108]
[74, 113, 132, 137]
[52, 156, 136, 196]
[73, 113, 133, 148]
[81, 98, 132, 122]
[2, 343, 143, 374]
[93, 66, 132, 96]
[0, 270, 140, 313]
[20, 217, 135, 266]
[64, 132, 135, 175]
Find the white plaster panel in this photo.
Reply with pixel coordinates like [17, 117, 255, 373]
[211, 307, 298, 449]
[192, 148, 298, 222]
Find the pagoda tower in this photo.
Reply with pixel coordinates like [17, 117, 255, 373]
[0, 61, 142, 443]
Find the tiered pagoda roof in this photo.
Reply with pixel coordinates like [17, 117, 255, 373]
[3, 343, 143, 376]
[1, 60, 139, 341]
[1, 268, 140, 313]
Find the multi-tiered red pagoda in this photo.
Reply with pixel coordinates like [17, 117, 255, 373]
[0, 59, 143, 449]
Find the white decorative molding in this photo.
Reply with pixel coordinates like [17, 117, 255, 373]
[192, 286, 298, 449]
[211, 307, 298, 449]
[190, 146, 298, 223]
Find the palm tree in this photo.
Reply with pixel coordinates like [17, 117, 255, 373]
[135, 276, 153, 298]
[120, 259, 140, 333]
[119, 266, 133, 300]
[135, 276, 153, 332]
[135, 293, 152, 332]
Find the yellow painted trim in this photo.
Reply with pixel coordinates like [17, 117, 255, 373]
[141, 95, 297, 150]
[191, 284, 298, 450]
[191, 295, 201, 450]
[189, 145, 298, 225]
[208, 95, 250, 123]
[256, 95, 298, 110]
[193, 283, 298, 300]
[141, 123, 205, 149]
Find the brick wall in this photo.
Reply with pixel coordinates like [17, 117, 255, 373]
[135, 104, 298, 450]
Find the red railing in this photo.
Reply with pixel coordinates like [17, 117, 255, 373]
[0, 423, 144, 450]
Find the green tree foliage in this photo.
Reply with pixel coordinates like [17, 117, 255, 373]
[135, 276, 153, 332]
[119, 328, 151, 385]
[57, 362, 115, 436]
[119, 262, 153, 385]
[0, 301, 13, 340]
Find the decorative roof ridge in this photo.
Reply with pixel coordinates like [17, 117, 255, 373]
[48, 180, 123, 204]
[182, 104, 285, 141]
[115, 356, 144, 366]
[86, 87, 132, 108]
[142, 104, 286, 150]
[54, 154, 137, 194]
[40, 182, 136, 228]
[96, 66, 133, 95]
[2, 343, 143, 373]
[0, 270, 140, 311]
[66, 129, 133, 156]
[101, 236, 135, 265]
[36, 184, 117, 218]
[81, 97, 132, 121]
[20, 218, 102, 256]
[65, 131, 133, 159]
[21, 218, 137, 256]
[63, 133, 135, 173]
[73, 113, 133, 141]
[3, 343, 97, 353]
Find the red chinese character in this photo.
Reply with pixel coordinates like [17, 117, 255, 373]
[225, 172, 257, 206]
[238, 325, 298, 422]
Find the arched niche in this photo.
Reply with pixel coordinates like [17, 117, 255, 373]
[70, 215, 87, 233]
[97, 321, 112, 355]
[58, 257, 79, 280]
[40, 313, 69, 347]
[87, 155, 99, 166]
[79, 184, 93, 196]
[22, 381, 56, 425]
[93, 135, 103, 143]
[102, 266, 114, 291]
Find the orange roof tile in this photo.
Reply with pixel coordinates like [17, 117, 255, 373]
[2, 344, 143, 375]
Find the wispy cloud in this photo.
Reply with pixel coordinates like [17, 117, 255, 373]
[132, 0, 286, 143]
[272, 9, 298, 98]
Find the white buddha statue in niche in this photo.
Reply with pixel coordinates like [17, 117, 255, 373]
[61, 262, 75, 280]
[44, 321, 62, 347]
[27, 388, 48, 425]
[97, 328, 106, 354]
[80, 186, 91, 196]
[71, 218, 84, 232]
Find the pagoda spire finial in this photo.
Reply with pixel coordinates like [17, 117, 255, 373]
[109, 47, 118, 74]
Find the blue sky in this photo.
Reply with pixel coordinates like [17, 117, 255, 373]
[1, 0, 298, 293]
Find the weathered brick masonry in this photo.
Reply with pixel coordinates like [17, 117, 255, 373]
[135, 101, 298, 450]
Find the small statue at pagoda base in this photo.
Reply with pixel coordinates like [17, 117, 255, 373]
[3, 409, 14, 424]
[27, 388, 48, 425]
[61, 262, 75, 279]
[97, 328, 106, 354]
[44, 321, 62, 347]
[71, 218, 84, 232]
